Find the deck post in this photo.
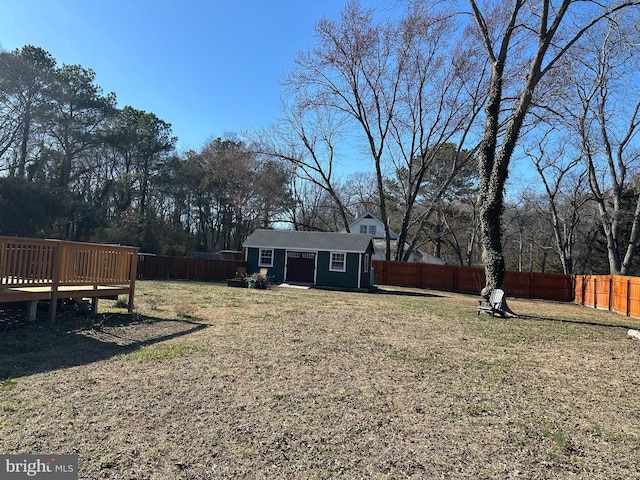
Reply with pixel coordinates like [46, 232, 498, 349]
[27, 300, 38, 321]
[128, 251, 138, 312]
[48, 240, 64, 321]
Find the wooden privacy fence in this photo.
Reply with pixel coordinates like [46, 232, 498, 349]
[372, 260, 574, 302]
[138, 257, 574, 302]
[574, 274, 640, 318]
[0, 236, 138, 320]
[137, 255, 246, 282]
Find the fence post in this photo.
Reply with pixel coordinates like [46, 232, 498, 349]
[627, 278, 631, 317]
[530, 271, 534, 298]
[608, 276, 613, 312]
[453, 266, 458, 293]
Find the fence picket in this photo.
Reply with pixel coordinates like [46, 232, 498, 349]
[372, 260, 573, 301]
[136, 256, 245, 283]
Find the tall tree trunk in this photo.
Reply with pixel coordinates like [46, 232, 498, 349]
[374, 158, 391, 260]
[476, 68, 506, 297]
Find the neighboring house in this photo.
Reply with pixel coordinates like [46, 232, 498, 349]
[342, 212, 446, 265]
[242, 229, 375, 290]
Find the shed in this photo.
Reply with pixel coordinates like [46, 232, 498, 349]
[242, 229, 375, 290]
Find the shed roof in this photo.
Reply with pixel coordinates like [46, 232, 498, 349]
[243, 229, 374, 254]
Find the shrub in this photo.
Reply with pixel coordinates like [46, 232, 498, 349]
[247, 272, 269, 289]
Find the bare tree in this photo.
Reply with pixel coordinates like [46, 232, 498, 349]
[284, 1, 396, 251]
[437, 189, 481, 267]
[288, 176, 349, 231]
[503, 191, 560, 272]
[524, 128, 592, 274]
[383, 4, 486, 261]
[254, 103, 353, 232]
[283, 0, 485, 259]
[467, 0, 640, 297]
[343, 171, 380, 216]
[568, 16, 640, 275]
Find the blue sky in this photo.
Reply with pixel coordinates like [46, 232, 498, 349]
[0, 0, 383, 153]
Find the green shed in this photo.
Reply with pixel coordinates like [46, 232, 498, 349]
[242, 229, 375, 290]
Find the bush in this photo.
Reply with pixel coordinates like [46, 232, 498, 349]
[247, 272, 269, 289]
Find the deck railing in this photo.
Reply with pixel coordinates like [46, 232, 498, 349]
[0, 237, 57, 286]
[56, 241, 139, 286]
[0, 236, 138, 320]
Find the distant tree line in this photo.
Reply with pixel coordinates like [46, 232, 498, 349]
[0, 46, 291, 255]
[2, 0, 640, 279]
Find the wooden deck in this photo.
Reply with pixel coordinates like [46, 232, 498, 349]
[0, 236, 138, 321]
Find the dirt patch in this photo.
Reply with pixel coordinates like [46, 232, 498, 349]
[1, 281, 639, 479]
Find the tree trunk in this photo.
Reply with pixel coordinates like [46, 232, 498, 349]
[620, 197, 640, 274]
[478, 186, 506, 297]
[375, 160, 391, 260]
[476, 66, 506, 298]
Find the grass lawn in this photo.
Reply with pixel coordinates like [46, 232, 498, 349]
[1, 280, 640, 479]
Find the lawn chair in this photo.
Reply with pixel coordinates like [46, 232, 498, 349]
[477, 288, 507, 317]
[258, 267, 276, 284]
[247, 268, 273, 289]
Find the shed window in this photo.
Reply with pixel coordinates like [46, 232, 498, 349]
[364, 254, 370, 273]
[259, 248, 274, 267]
[359, 225, 368, 234]
[330, 252, 346, 272]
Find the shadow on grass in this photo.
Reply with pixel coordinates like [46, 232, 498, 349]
[497, 311, 639, 331]
[0, 310, 208, 380]
[370, 286, 446, 298]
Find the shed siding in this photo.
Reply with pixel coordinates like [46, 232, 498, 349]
[271, 249, 286, 282]
[246, 247, 285, 283]
[357, 244, 375, 289]
[316, 251, 361, 289]
[246, 248, 259, 274]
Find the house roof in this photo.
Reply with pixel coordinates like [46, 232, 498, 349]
[243, 229, 374, 254]
[371, 239, 446, 264]
[343, 211, 398, 240]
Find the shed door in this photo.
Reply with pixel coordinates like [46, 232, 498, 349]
[285, 252, 316, 283]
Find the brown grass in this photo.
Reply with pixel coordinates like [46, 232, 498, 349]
[1, 281, 640, 479]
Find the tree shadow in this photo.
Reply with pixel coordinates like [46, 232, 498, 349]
[0, 310, 209, 380]
[497, 312, 638, 332]
[371, 287, 446, 298]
